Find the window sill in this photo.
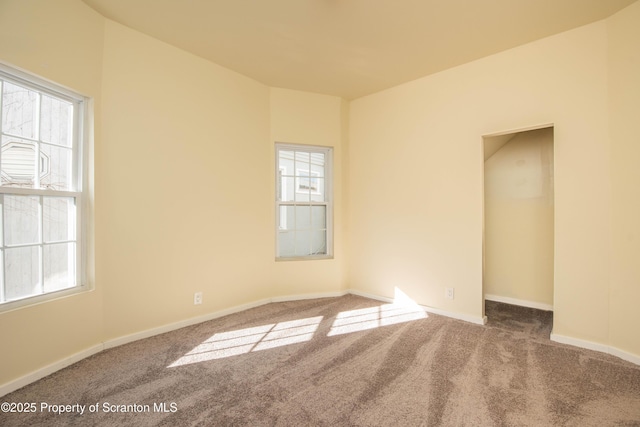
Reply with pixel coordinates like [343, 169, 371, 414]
[275, 255, 334, 262]
[0, 285, 93, 314]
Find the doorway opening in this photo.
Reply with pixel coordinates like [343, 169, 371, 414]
[482, 125, 555, 325]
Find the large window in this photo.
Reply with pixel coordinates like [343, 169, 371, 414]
[276, 143, 332, 259]
[0, 64, 87, 309]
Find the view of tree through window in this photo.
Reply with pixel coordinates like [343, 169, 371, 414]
[0, 66, 84, 306]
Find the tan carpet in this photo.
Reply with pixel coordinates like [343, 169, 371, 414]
[2, 295, 639, 426]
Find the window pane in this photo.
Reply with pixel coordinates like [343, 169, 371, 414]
[2, 82, 38, 139]
[311, 206, 326, 229]
[279, 205, 294, 230]
[296, 169, 320, 201]
[44, 197, 75, 242]
[40, 95, 73, 147]
[310, 177, 325, 202]
[278, 230, 295, 257]
[295, 230, 311, 256]
[295, 184, 310, 202]
[295, 206, 311, 230]
[278, 150, 294, 168]
[40, 143, 72, 190]
[310, 152, 325, 178]
[4, 195, 39, 245]
[5, 246, 40, 301]
[1, 136, 36, 187]
[295, 151, 310, 172]
[44, 243, 75, 292]
[311, 230, 327, 255]
[279, 176, 294, 202]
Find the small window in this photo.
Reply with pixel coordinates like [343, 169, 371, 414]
[276, 143, 332, 260]
[0, 64, 88, 310]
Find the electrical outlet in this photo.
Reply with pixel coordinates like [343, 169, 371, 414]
[194, 292, 203, 305]
[445, 287, 454, 300]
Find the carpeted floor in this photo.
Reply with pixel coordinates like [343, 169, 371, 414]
[2, 295, 639, 426]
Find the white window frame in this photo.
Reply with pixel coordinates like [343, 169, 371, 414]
[278, 166, 288, 230]
[0, 63, 89, 312]
[275, 143, 333, 260]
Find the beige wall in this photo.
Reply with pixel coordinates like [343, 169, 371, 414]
[100, 21, 275, 339]
[484, 128, 554, 307]
[607, 1, 640, 358]
[0, 0, 105, 385]
[348, 22, 611, 334]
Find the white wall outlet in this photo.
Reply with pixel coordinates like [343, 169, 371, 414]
[194, 292, 203, 305]
[445, 287, 455, 300]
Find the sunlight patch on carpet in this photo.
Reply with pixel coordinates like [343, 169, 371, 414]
[328, 303, 427, 336]
[168, 316, 323, 367]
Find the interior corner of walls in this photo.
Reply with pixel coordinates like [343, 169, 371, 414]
[347, 289, 486, 325]
[422, 306, 487, 326]
[348, 289, 394, 304]
[484, 294, 554, 312]
[271, 291, 348, 303]
[270, 87, 345, 149]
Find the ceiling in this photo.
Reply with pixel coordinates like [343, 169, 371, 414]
[81, 0, 636, 100]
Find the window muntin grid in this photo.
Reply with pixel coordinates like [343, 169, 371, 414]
[276, 144, 332, 260]
[0, 65, 84, 307]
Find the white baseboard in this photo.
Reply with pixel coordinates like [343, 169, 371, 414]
[0, 344, 103, 398]
[609, 346, 640, 366]
[271, 290, 348, 303]
[0, 292, 342, 397]
[485, 294, 553, 311]
[423, 306, 488, 325]
[550, 333, 609, 353]
[348, 289, 394, 303]
[550, 333, 640, 365]
[2, 290, 635, 397]
[103, 297, 273, 349]
[349, 289, 487, 325]
[106, 291, 349, 350]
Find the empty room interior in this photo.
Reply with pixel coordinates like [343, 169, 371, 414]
[0, 0, 639, 425]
